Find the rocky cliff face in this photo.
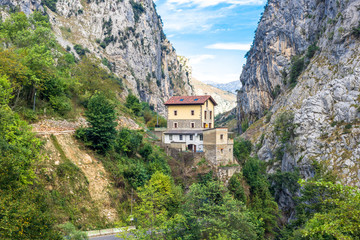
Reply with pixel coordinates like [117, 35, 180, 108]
[1, 0, 193, 114]
[238, 0, 360, 216]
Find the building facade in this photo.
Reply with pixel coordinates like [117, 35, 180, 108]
[163, 95, 216, 152]
[159, 95, 234, 167]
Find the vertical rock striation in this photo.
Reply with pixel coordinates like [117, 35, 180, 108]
[237, 0, 360, 216]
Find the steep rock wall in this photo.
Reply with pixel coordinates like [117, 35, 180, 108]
[1, 0, 193, 114]
[238, 0, 360, 216]
[237, 0, 359, 124]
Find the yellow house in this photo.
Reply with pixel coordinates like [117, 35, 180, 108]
[165, 95, 217, 130]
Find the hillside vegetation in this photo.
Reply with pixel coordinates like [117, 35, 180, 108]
[1, 7, 360, 240]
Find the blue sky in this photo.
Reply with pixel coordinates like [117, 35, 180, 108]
[154, 0, 267, 83]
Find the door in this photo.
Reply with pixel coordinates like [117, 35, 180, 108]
[194, 145, 197, 153]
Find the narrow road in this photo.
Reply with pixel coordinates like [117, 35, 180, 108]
[90, 234, 121, 240]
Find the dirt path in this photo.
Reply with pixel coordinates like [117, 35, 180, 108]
[33, 119, 118, 222]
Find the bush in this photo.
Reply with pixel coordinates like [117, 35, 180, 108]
[272, 84, 281, 98]
[58, 222, 88, 240]
[139, 143, 153, 161]
[352, 22, 360, 38]
[241, 118, 249, 133]
[42, 0, 58, 12]
[125, 93, 141, 115]
[233, 139, 252, 165]
[49, 95, 72, 114]
[73, 44, 88, 56]
[228, 173, 247, 203]
[115, 128, 143, 157]
[130, 0, 145, 23]
[306, 43, 319, 59]
[274, 111, 295, 144]
[289, 56, 305, 86]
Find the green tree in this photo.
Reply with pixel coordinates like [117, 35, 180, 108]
[123, 172, 182, 239]
[242, 157, 279, 236]
[0, 76, 61, 239]
[85, 93, 117, 153]
[233, 138, 252, 165]
[58, 222, 88, 240]
[115, 128, 143, 157]
[126, 93, 141, 116]
[298, 181, 360, 239]
[228, 173, 247, 204]
[174, 180, 262, 240]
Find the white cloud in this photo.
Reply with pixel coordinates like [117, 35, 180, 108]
[168, 0, 265, 7]
[156, 0, 265, 32]
[206, 43, 251, 51]
[189, 55, 216, 65]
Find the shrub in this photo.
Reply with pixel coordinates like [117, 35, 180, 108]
[115, 128, 143, 157]
[139, 143, 153, 161]
[58, 222, 88, 240]
[125, 93, 141, 115]
[228, 173, 247, 203]
[130, 0, 145, 23]
[49, 95, 72, 114]
[274, 111, 295, 144]
[306, 43, 319, 59]
[233, 138, 252, 165]
[352, 22, 360, 38]
[272, 84, 281, 98]
[241, 118, 249, 132]
[265, 111, 272, 123]
[74, 44, 87, 56]
[42, 0, 58, 12]
[100, 41, 106, 49]
[289, 56, 305, 86]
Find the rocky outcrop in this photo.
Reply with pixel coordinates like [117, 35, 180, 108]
[237, 0, 360, 124]
[1, 0, 193, 114]
[237, 0, 360, 216]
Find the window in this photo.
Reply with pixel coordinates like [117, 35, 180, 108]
[209, 123, 212, 128]
[191, 122, 195, 128]
[210, 111, 212, 119]
[200, 134, 203, 141]
[204, 111, 207, 119]
[179, 135, 183, 140]
[203, 123, 206, 128]
[220, 134, 224, 140]
[169, 135, 173, 140]
[206, 100, 208, 107]
[229, 148, 231, 152]
[174, 110, 177, 116]
[174, 122, 178, 128]
[221, 149, 224, 154]
[190, 135, 193, 140]
[191, 110, 194, 115]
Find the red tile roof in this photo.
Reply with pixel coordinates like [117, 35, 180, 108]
[165, 95, 217, 106]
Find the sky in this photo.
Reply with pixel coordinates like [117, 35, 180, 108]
[153, 0, 267, 84]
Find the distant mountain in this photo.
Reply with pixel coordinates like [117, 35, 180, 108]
[191, 78, 236, 115]
[205, 80, 242, 94]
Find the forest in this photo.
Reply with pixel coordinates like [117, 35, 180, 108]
[0, 12, 359, 240]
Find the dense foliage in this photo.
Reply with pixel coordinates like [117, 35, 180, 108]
[0, 75, 61, 239]
[85, 93, 117, 153]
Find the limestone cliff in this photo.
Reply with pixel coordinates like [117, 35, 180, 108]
[237, 0, 360, 215]
[0, 0, 193, 114]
